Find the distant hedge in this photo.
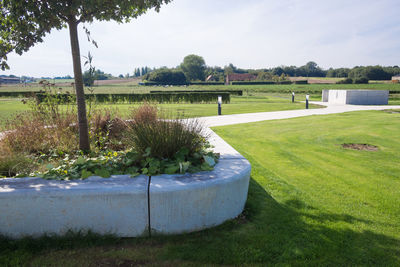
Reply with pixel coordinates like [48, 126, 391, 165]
[0, 91, 37, 97]
[231, 81, 275, 85]
[35, 92, 230, 104]
[230, 81, 293, 85]
[150, 90, 242, 96]
[142, 81, 187, 86]
[294, 80, 308, 84]
[189, 82, 225, 85]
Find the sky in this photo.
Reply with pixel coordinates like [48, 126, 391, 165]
[2, 0, 400, 77]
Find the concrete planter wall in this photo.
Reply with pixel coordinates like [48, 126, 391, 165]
[0, 130, 251, 238]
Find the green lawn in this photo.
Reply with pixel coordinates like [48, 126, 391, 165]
[0, 96, 322, 127]
[1, 110, 399, 266]
[0, 99, 29, 125]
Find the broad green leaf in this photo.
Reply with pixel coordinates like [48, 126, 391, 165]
[76, 156, 86, 165]
[165, 164, 179, 174]
[179, 161, 191, 173]
[81, 169, 93, 179]
[203, 155, 216, 167]
[94, 168, 111, 178]
[46, 164, 54, 170]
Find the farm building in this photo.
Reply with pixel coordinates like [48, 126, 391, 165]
[0, 77, 20, 85]
[392, 74, 400, 81]
[225, 73, 257, 85]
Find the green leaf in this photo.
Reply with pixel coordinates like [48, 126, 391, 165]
[165, 164, 180, 174]
[149, 158, 161, 169]
[46, 164, 54, 170]
[81, 169, 93, 179]
[179, 161, 191, 173]
[200, 162, 213, 171]
[76, 156, 86, 165]
[203, 155, 216, 167]
[94, 168, 111, 178]
[143, 147, 151, 157]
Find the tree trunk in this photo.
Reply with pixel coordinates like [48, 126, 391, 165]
[68, 17, 90, 151]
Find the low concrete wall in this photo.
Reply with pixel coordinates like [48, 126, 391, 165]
[328, 90, 347, 104]
[150, 156, 250, 235]
[346, 90, 388, 105]
[0, 130, 251, 238]
[0, 176, 149, 238]
[325, 90, 388, 105]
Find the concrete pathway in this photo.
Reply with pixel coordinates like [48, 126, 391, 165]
[198, 102, 400, 127]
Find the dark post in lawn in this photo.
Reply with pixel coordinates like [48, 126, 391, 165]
[306, 94, 309, 109]
[292, 92, 295, 103]
[218, 95, 222, 115]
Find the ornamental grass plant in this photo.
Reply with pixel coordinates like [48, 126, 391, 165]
[128, 104, 209, 159]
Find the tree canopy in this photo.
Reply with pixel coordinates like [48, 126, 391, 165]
[180, 54, 206, 81]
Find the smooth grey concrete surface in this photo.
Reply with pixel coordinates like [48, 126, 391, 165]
[0, 175, 148, 238]
[150, 158, 251, 234]
[324, 90, 389, 105]
[149, 129, 250, 234]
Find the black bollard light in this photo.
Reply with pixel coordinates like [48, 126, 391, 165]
[306, 94, 309, 109]
[292, 92, 295, 103]
[218, 95, 222, 115]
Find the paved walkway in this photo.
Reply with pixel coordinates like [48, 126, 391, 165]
[198, 102, 400, 127]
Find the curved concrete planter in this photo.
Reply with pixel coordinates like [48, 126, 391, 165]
[0, 130, 250, 238]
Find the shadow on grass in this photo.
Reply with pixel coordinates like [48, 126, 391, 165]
[161, 177, 400, 265]
[1, 178, 399, 266]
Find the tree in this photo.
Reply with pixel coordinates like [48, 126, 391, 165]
[180, 54, 206, 81]
[147, 68, 186, 85]
[1, 0, 171, 151]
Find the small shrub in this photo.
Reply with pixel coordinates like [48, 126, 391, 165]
[3, 111, 78, 154]
[0, 142, 35, 177]
[131, 104, 158, 124]
[353, 77, 369, 84]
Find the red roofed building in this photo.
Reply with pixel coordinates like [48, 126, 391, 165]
[226, 73, 257, 85]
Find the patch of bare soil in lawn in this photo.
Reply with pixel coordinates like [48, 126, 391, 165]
[383, 109, 400, 114]
[342, 143, 379, 151]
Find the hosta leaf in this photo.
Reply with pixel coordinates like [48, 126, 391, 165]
[203, 155, 216, 167]
[94, 168, 111, 178]
[81, 169, 93, 179]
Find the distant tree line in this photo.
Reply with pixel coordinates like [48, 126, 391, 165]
[53, 75, 73, 80]
[6, 59, 400, 86]
[133, 66, 152, 77]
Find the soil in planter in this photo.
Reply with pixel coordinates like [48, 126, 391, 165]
[341, 143, 378, 151]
